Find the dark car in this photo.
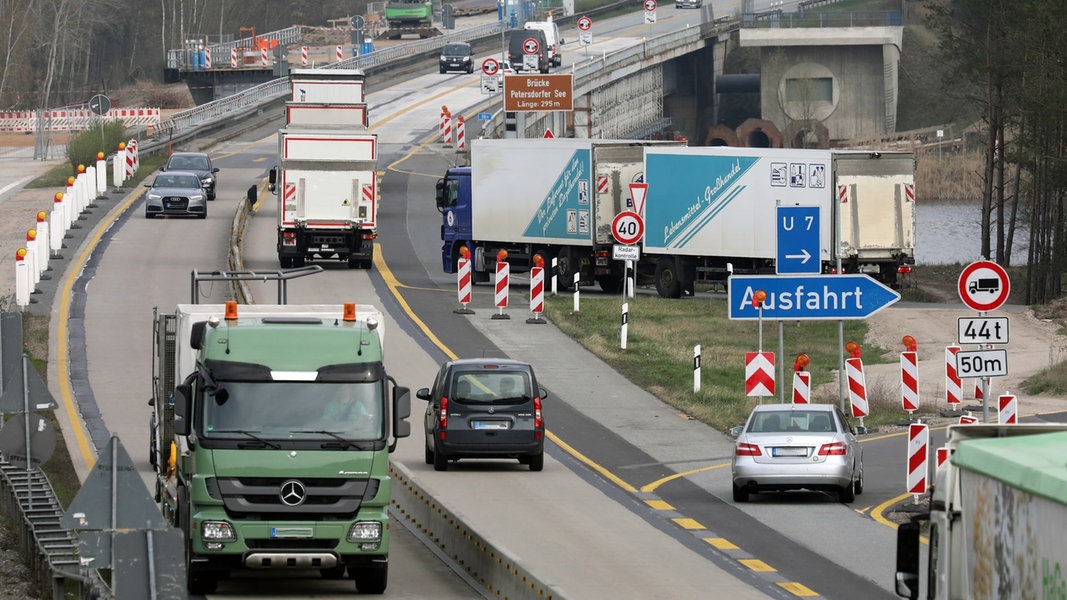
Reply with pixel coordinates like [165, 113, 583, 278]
[416, 358, 548, 471]
[162, 151, 219, 200]
[440, 42, 474, 74]
[143, 171, 207, 219]
[507, 29, 549, 74]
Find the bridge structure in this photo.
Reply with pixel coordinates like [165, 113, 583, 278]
[160, 3, 906, 149]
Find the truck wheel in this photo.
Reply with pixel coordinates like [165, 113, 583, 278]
[320, 564, 346, 579]
[293, 256, 306, 268]
[555, 249, 578, 290]
[347, 256, 360, 269]
[654, 257, 682, 298]
[352, 563, 388, 594]
[597, 277, 623, 294]
[180, 487, 219, 595]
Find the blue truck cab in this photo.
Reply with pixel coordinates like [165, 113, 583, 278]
[435, 166, 473, 275]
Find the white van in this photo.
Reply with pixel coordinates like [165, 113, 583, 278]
[523, 21, 563, 67]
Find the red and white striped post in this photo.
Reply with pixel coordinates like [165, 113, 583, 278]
[935, 446, 949, 478]
[900, 335, 919, 415]
[301, 46, 309, 66]
[527, 262, 546, 324]
[230, 48, 238, 68]
[792, 353, 810, 404]
[907, 422, 929, 501]
[745, 352, 775, 399]
[845, 342, 869, 428]
[492, 250, 510, 320]
[442, 111, 453, 146]
[454, 253, 474, 315]
[959, 413, 979, 425]
[261, 46, 269, 66]
[440, 106, 449, 143]
[998, 393, 1017, 424]
[205, 48, 212, 69]
[456, 115, 466, 150]
[945, 345, 962, 407]
[336, 44, 343, 62]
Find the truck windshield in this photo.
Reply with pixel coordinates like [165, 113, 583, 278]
[203, 381, 383, 440]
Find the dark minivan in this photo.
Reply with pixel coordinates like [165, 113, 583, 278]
[439, 42, 474, 74]
[417, 358, 548, 471]
[507, 29, 549, 74]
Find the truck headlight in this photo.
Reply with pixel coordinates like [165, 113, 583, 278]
[347, 521, 382, 543]
[201, 520, 236, 542]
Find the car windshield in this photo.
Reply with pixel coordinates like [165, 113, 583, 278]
[169, 155, 209, 170]
[155, 174, 200, 189]
[202, 381, 383, 439]
[450, 371, 531, 405]
[748, 411, 835, 433]
[443, 44, 468, 55]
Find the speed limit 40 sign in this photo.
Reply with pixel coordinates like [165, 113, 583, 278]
[612, 211, 644, 245]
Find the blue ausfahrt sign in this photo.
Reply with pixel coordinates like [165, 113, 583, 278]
[728, 274, 901, 320]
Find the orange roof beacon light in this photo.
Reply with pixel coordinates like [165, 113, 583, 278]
[15, 248, 27, 261]
[26, 229, 36, 241]
[343, 303, 357, 322]
[118, 142, 126, 151]
[224, 301, 239, 320]
[459, 245, 470, 259]
[793, 353, 810, 372]
[902, 335, 917, 352]
[67, 176, 76, 186]
[496, 249, 508, 262]
[533, 253, 545, 268]
[77, 164, 86, 174]
[751, 289, 767, 309]
[37, 211, 47, 222]
[845, 341, 862, 358]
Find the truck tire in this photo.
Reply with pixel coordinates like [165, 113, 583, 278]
[654, 257, 682, 298]
[280, 257, 294, 269]
[320, 564, 346, 579]
[180, 486, 219, 595]
[597, 277, 623, 294]
[555, 249, 579, 290]
[352, 563, 388, 594]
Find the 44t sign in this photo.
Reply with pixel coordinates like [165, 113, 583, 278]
[958, 316, 1009, 345]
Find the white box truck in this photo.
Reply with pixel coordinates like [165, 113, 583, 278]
[895, 424, 1067, 600]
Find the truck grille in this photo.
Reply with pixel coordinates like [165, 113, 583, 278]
[215, 477, 379, 520]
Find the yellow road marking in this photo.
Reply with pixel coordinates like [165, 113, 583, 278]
[704, 537, 738, 550]
[672, 517, 704, 530]
[644, 499, 674, 510]
[739, 559, 775, 572]
[778, 581, 819, 596]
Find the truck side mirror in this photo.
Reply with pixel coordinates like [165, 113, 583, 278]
[894, 521, 921, 600]
[268, 167, 278, 193]
[435, 178, 447, 211]
[173, 383, 192, 436]
[247, 184, 257, 207]
[190, 321, 207, 350]
[391, 384, 411, 450]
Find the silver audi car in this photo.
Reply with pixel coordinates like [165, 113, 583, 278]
[731, 403, 863, 503]
[144, 171, 207, 219]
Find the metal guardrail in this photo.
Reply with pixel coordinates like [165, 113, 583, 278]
[167, 26, 304, 69]
[741, 10, 901, 28]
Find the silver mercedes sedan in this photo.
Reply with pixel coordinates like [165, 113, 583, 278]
[731, 403, 863, 503]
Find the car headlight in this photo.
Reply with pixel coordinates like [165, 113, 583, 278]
[347, 521, 382, 543]
[201, 520, 236, 541]
[190, 194, 204, 201]
[147, 193, 161, 200]
[463, 57, 470, 62]
[201, 177, 213, 185]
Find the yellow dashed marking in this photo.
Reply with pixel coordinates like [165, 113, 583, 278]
[644, 499, 674, 510]
[778, 582, 819, 596]
[704, 537, 738, 550]
[739, 559, 776, 572]
[672, 517, 704, 530]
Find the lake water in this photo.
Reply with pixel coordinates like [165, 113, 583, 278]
[915, 202, 1029, 265]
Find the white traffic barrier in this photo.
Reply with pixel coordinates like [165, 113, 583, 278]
[50, 198, 64, 256]
[95, 155, 107, 197]
[998, 393, 1017, 424]
[15, 250, 30, 308]
[693, 345, 701, 393]
[26, 232, 39, 287]
[901, 350, 918, 413]
[792, 371, 810, 404]
[35, 213, 49, 275]
[907, 422, 929, 496]
[620, 301, 629, 350]
[846, 357, 869, 418]
[75, 172, 86, 213]
[113, 145, 126, 188]
[945, 345, 961, 406]
[492, 261, 509, 319]
[64, 181, 75, 228]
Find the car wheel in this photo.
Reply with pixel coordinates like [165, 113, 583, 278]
[198, 212, 206, 220]
[145, 211, 155, 219]
[854, 463, 864, 495]
[433, 447, 449, 472]
[528, 451, 544, 472]
[839, 478, 857, 503]
[467, 65, 473, 74]
[732, 482, 749, 503]
[440, 67, 446, 74]
[424, 443, 433, 465]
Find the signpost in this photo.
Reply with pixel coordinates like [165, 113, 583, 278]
[955, 348, 1008, 378]
[643, 0, 657, 23]
[957, 316, 1009, 345]
[958, 260, 1010, 312]
[776, 205, 821, 275]
[480, 58, 501, 95]
[611, 211, 644, 245]
[577, 16, 593, 51]
[727, 274, 900, 320]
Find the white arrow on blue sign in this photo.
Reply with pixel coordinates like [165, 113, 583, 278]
[727, 274, 901, 320]
[776, 205, 821, 274]
[478, 112, 492, 121]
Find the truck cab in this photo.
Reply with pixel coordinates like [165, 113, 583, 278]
[436, 166, 473, 275]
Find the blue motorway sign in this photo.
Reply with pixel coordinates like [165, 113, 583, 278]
[776, 205, 821, 274]
[728, 274, 901, 320]
[478, 112, 492, 121]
